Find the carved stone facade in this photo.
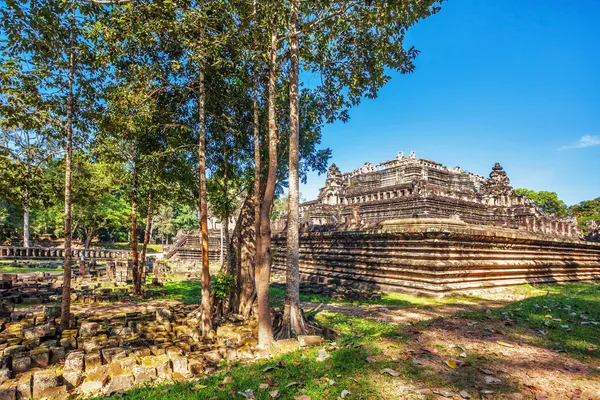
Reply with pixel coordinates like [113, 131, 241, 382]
[298, 152, 580, 238]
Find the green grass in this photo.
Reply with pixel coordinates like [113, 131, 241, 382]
[101, 281, 600, 399]
[464, 282, 600, 362]
[0, 265, 62, 273]
[147, 280, 202, 304]
[269, 286, 478, 309]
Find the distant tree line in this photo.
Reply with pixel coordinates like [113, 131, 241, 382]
[514, 189, 600, 234]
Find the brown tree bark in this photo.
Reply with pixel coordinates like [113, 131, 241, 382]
[198, 71, 213, 336]
[256, 7, 279, 348]
[60, 10, 75, 331]
[140, 189, 153, 277]
[277, 0, 308, 339]
[131, 160, 141, 295]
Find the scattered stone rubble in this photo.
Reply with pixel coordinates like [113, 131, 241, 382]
[0, 295, 324, 399]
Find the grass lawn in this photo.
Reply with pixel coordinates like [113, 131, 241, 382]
[102, 281, 600, 399]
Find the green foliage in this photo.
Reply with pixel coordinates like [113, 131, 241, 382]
[514, 188, 570, 217]
[569, 198, 600, 232]
[211, 272, 234, 299]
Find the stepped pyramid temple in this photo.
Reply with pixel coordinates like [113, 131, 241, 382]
[270, 152, 600, 295]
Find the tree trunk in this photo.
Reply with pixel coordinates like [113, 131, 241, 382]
[60, 9, 75, 331]
[198, 71, 213, 336]
[140, 190, 153, 278]
[23, 186, 30, 248]
[277, 0, 308, 340]
[131, 160, 141, 295]
[230, 194, 257, 318]
[84, 228, 96, 250]
[256, 9, 279, 348]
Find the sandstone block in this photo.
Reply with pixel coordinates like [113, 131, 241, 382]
[42, 306, 60, 319]
[32, 370, 59, 399]
[16, 372, 32, 399]
[11, 354, 31, 373]
[0, 384, 16, 400]
[101, 347, 127, 364]
[170, 356, 188, 375]
[79, 321, 99, 337]
[80, 370, 108, 395]
[104, 374, 133, 395]
[29, 347, 50, 368]
[61, 370, 82, 390]
[49, 347, 65, 364]
[116, 356, 137, 372]
[203, 350, 223, 364]
[84, 352, 102, 372]
[63, 351, 84, 372]
[132, 365, 156, 385]
[35, 385, 68, 400]
[0, 369, 10, 385]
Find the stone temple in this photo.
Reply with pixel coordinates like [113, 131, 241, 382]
[271, 152, 600, 295]
[297, 151, 579, 237]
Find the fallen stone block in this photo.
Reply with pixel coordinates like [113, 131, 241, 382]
[101, 347, 127, 364]
[170, 356, 188, 376]
[11, 354, 31, 374]
[104, 374, 133, 395]
[32, 370, 59, 399]
[80, 370, 109, 396]
[61, 370, 82, 390]
[16, 372, 32, 399]
[49, 347, 65, 365]
[203, 350, 223, 364]
[29, 347, 50, 368]
[63, 351, 84, 372]
[0, 370, 10, 385]
[132, 365, 156, 385]
[79, 321, 99, 337]
[35, 385, 68, 400]
[84, 352, 102, 372]
[0, 383, 16, 400]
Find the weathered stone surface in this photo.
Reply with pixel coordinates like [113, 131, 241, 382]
[62, 370, 82, 390]
[12, 354, 31, 373]
[63, 351, 84, 372]
[80, 369, 109, 395]
[104, 374, 133, 395]
[79, 321, 99, 337]
[16, 372, 32, 399]
[170, 355, 188, 375]
[101, 347, 127, 364]
[32, 370, 59, 399]
[84, 352, 102, 372]
[30, 347, 50, 368]
[0, 384, 16, 400]
[36, 385, 68, 400]
[203, 350, 223, 364]
[132, 365, 156, 385]
[0, 370, 10, 385]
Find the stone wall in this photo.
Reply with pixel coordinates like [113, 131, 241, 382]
[272, 219, 600, 296]
[165, 230, 226, 266]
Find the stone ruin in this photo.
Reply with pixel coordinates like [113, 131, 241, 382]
[291, 153, 579, 237]
[586, 220, 600, 242]
[271, 153, 600, 295]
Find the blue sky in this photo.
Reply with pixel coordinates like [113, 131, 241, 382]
[300, 0, 599, 206]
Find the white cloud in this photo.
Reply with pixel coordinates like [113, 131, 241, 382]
[560, 135, 600, 150]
